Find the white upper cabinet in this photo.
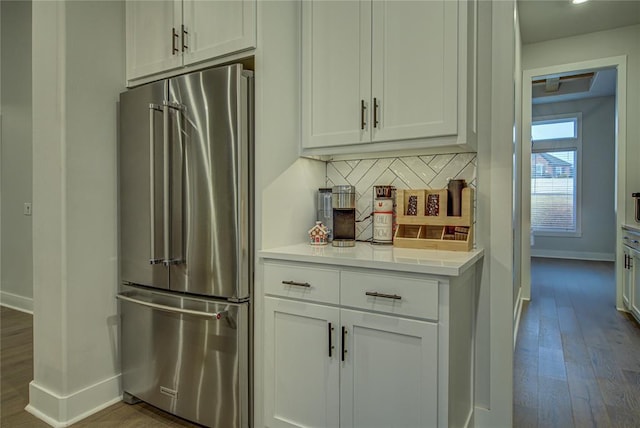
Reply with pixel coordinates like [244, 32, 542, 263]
[302, 0, 478, 155]
[126, 0, 256, 82]
[182, 0, 256, 66]
[126, 1, 182, 80]
[301, 1, 372, 148]
[370, 0, 458, 143]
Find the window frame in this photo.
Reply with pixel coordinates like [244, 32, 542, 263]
[531, 112, 582, 237]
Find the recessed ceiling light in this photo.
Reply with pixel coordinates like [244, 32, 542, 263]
[572, 0, 589, 4]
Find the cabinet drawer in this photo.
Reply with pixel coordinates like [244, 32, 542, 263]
[263, 262, 340, 305]
[340, 270, 438, 320]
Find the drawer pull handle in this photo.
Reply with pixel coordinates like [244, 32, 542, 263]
[365, 291, 402, 300]
[282, 280, 311, 288]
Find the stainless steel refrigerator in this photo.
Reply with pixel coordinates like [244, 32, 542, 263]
[116, 64, 253, 428]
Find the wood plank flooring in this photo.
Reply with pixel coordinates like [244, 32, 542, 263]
[0, 306, 198, 427]
[514, 258, 640, 428]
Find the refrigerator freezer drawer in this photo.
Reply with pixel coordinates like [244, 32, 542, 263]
[119, 285, 249, 428]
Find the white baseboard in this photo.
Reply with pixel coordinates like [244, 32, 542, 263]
[530, 249, 615, 262]
[26, 374, 121, 427]
[513, 287, 524, 349]
[1, 291, 34, 313]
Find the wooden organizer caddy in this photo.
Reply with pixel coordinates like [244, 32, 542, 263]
[394, 187, 474, 251]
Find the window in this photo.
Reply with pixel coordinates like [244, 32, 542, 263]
[531, 118, 577, 141]
[531, 114, 581, 236]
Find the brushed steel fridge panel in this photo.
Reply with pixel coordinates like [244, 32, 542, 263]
[167, 65, 252, 299]
[119, 285, 249, 428]
[119, 81, 169, 289]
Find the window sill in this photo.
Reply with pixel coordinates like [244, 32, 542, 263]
[533, 230, 582, 238]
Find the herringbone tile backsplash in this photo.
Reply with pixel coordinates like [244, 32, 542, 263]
[326, 153, 477, 241]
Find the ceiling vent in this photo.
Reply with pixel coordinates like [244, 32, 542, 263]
[532, 72, 595, 99]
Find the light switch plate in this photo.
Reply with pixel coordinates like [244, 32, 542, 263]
[24, 203, 32, 216]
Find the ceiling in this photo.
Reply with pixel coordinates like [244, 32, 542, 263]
[531, 68, 617, 104]
[519, 0, 636, 103]
[518, 0, 640, 45]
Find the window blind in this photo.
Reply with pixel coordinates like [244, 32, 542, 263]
[531, 150, 576, 232]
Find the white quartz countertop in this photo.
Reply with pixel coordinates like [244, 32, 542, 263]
[259, 242, 484, 277]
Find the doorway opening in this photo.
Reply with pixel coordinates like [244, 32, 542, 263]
[514, 57, 640, 426]
[521, 56, 627, 308]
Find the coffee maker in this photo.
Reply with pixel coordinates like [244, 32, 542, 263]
[332, 185, 356, 247]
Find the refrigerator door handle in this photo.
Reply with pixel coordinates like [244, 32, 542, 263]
[148, 103, 163, 265]
[162, 100, 185, 267]
[116, 294, 228, 319]
[162, 102, 171, 266]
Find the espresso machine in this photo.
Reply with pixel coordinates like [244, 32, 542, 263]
[332, 185, 356, 247]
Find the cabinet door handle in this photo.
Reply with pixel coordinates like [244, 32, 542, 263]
[373, 97, 379, 128]
[181, 24, 188, 52]
[171, 28, 179, 54]
[625, 254, 628, 269]
[328, 323, 334, 357]
[365, 291, 401, 300]
[341, 326, 347, 361]
[282, 280, 311, 288]
[360, 100, 367, 130]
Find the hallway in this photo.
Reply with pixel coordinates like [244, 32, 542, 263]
[514, 258, 640, 427]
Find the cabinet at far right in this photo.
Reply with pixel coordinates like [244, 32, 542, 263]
[622, 226, 640, 322]
[301, 0, 478, 156]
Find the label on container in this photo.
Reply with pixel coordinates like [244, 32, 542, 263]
[373, 199, 393, 243]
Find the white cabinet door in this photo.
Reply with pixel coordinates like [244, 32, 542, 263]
[339, 308, 438, 428]
[182, 0, 256, 66]
[631, 250, 640, 320]
[264, 297, 340, 428]
[301, 0, 371, 149]
[623, 246, 633, 310]
[371, 0, 458, 143]
[126, 0, 182, 80]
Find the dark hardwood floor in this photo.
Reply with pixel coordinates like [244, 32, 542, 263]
[514, 257, 640, 428]
[0, 306, 197, 427]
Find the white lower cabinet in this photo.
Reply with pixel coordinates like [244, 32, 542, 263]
[264, 298, 340, 428]
[622, 240, 640, 321]
[340, 309, 437, 428]
[263, 260, 477, 428]
[632, 249, 640, 320]
[623, 245, 633, 310]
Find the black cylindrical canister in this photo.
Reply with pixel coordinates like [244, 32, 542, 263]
[447, 179, 466, 216]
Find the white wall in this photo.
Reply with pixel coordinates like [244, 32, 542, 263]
[1, 0, 33, 312]
[531, 96, 616, 260]
[253, 2, 325, 426]
[28, 1, 125, 425]
[514, 7, 524, 310]
[255, 2, 325, 253]
[523, 25, 640, 225]
[474, 0, 516, 426]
